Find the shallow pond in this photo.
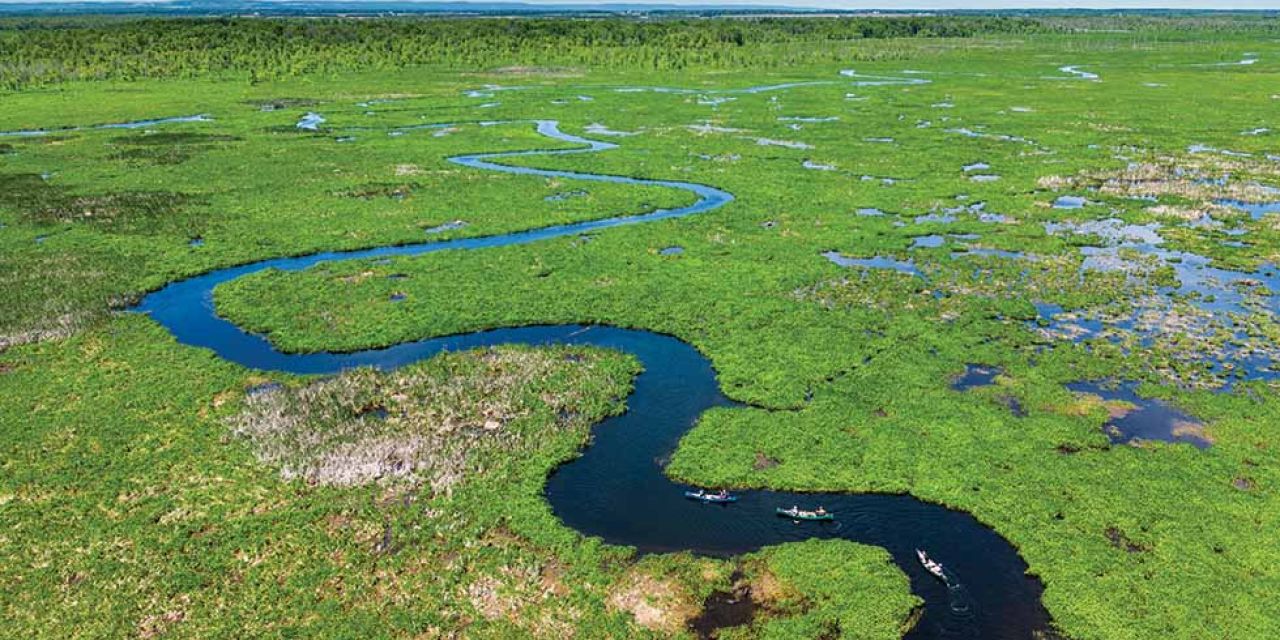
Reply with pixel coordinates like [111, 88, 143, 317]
[424, 220, 467, 234]
[1215, 199, 1280, 219]
[296, 112, 325, 131]
[823, 252, 923, 278]
[1052, 196, 1087, 210]
[952, 364, 1002, 391]
[1066, 381, 1210, 448]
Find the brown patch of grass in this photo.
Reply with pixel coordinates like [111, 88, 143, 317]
[749, 564, 800, 610]
[1171, 419, 1212, 444]
[753, 452, 779, 471]
[461, 532, 577, 630]
[468, 575, 519, 621]
[607, 569, 700, 635]
[338, 270, 378, 284]
[1054, 393, 1109, 418]
[1104, 400, 1136, 420]
[226, 347, 622, 490]
[0, 312, 87, 352]
[1104, 526, 1149, 553]
[333, 182, 417, 200]
[1039, 153, 1280, 208]
[136, 595, 189, 639]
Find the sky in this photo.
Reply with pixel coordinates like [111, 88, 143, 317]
[550, 0, 1280, 7]
[2, 0, 1278, 7]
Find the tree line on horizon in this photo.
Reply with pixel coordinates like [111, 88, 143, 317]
[0, 15, 1274, 89]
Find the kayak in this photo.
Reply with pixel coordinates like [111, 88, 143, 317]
[685, 490, 738, 503]
[917, 549, 947, 580]
[775, 507, 834, 521]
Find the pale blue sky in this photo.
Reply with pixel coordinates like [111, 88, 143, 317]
[2, 0, 1278, 7]
[560, 0, 1278, 6]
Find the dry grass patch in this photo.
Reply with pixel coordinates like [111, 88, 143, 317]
[1038, 153, 1280, 206]
[227, 346, 632, 490]
[607, 569, 700, 635]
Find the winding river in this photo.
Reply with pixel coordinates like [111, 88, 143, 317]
[133, 119, 1051, 638]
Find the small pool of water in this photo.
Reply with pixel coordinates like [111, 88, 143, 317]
[946, 128, 1034, 145]
[803, 160, 837, 171]
[1215, 199, 1280, 219]
[296, 113, 325, 131]
[913, 235, 946, 249]
[952, 247, 1027, 260]
[546, 189, 588, 202]
[1052, 196, 1088, 210]
[584, 123, 637, 137]
[779, 116, 839, 123]
[1058, 65, 1099, 80]
[1045, 219, 1162, 245]
[953, 364, 1002, 390]
[1066, 381, 1210, 448]
[424, 220, 467, 234]
[823, 252, 923, 278]
[687, 574, 754, 639]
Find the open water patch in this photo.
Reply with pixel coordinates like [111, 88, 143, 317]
[1215, 199, 1280, 219]
[424, 220, 467, 234]
[1055, 65, 1100, 81]
[946, 128, 1035, 145]
[823, 252, 923, 278]
[296, 113, 326, 131]
[687, 574, 754, 638]
[838, 69, 931, 86]
[1052, 196, 1088, 210]
[584, 123, 638, 137]
[952, 364, 1002, 391]
[1066, 381, 1210, 448]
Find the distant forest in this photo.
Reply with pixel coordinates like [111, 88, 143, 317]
[0, 15, 1274, 88]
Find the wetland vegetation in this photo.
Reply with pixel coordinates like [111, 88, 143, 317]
[2, 13, 1280, 640]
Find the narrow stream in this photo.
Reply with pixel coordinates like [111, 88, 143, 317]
[133, 120, 1051, 638]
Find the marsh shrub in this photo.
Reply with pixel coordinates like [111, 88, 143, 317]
[228, 346, 632, 491]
